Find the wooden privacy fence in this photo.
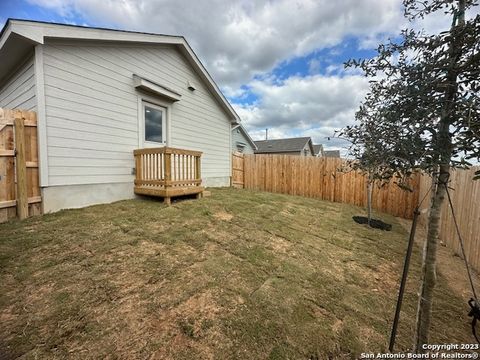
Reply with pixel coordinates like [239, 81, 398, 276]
[0, 108, 42, 223]
[232, 152, 245, 188]
[417, 167, 480, 272]
[238, 154, 419, 219]
[233, 153, 480, 271]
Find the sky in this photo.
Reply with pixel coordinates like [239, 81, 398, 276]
[0, 0, 458, 151]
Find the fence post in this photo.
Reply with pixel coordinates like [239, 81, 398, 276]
[164, 151, 172, 187]
[14, 114, 28, 220]
[196, 155, 201, 181]
[135, 153, 142, 181]
[163, 149, 172, 206]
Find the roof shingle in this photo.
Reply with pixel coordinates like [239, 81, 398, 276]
[254, 137, 311, 153]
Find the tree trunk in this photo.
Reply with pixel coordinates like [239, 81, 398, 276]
[367, 178, 373, 226]
[413, 166, 449, 350]
[429, 171, 438, 215]
[413, 0, 465, 350]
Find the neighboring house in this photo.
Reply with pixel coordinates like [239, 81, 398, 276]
[254, 137, 314, 156]
[312, 144, 324, 157]
[231, 124, 257, 154]
[324, 150, 341, 158]
[0, 19, 241, 212]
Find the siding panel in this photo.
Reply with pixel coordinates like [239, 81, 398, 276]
[232, 128, 255, 154]
[0, 56, 36, 111]
[43, 40, 231, 186]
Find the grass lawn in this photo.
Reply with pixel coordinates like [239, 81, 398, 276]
[0, 188, 475, 359]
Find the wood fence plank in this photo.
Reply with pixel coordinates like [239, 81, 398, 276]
[0, 108, 41, 223]
[238, 155, 479, 272]
[14, 115, 28, 220]
[240, 154, 422, 219]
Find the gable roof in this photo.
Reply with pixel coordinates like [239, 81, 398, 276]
[254, 137, 313, 154]
[312, 144, 324, 156]
[232, 124, 258, 150]
[324, 150, 341, 158]
[0, 18, 240, 123]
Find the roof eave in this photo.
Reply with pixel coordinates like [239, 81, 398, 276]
[177, 39, 240, 123]
[0, 19, 240, 123]
[235, 124, 258, 150]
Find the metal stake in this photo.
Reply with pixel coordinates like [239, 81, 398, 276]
[389, 207, 420, 351]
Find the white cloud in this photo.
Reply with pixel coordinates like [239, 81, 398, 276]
[308, 58, 321, 74]
[233, 73, 369, 146]
[27, 0, 405, 87]
[25, 0, 476, 155]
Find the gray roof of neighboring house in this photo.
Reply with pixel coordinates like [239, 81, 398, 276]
[324, 150, 341, 158]
[312, 144, 324, 156]
[254, 137, 312, 154]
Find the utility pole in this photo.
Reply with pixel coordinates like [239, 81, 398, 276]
[265, 128, 268, 140]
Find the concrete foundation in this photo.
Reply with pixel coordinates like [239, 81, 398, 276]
[42, 182, 135, 213]
[42, 176, 230, 213]
[202, 176, 231, 187]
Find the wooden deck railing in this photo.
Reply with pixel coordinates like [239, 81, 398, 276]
[133, 147, 203, 203]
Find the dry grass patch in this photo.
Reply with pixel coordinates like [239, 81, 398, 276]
[0, 188, 476, 359]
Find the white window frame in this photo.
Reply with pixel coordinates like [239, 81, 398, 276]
[138, 95, 172, 148]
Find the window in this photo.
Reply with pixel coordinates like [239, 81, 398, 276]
[143, 102, 166, 144]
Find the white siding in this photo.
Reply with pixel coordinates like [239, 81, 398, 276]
[42, 40, 231, 186]
[0, 55, 36, 111]
[232, 128, 255, 154]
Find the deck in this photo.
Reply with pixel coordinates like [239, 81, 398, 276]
[133, 147, 203, 205]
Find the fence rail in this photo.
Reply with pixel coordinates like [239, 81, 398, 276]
[239, 154, 420, 219]
[0, 108, 42, 223]
[418, 167, 480, 272]
[233, 153, 480, 271]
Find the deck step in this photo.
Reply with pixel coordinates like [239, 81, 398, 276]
[134, 186, 204, 197]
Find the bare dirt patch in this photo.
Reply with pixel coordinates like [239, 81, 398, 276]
[267, 234, 292, 254]
[213, 211, 233, 221]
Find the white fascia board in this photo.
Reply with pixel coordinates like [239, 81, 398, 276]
[239, 124, 258, 150]
[8, 20, 183, 46]
[11, 22, 45, 44]
[0, 23, 12, 49]
[179, 39, 241, 124]
[3, 19, 240, 123]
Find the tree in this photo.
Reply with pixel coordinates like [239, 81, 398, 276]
[343, 0, 480, 350]
[338, 110, 413, 226]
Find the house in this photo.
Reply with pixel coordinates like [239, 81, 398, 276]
[324, 150, 341, 158]
[312, 144, 324, 157]
[0, 19, 241, 212]
[231, 124, 257, 154]
[254, 137, 314, 156]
